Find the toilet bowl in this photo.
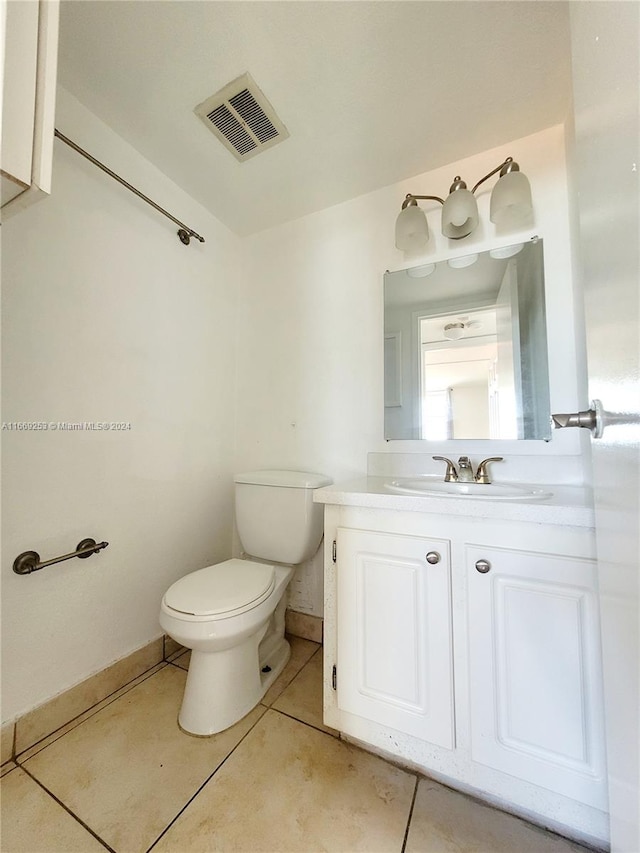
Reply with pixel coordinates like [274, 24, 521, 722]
[160, 559, 293, 735]
[159, 470, 331, 736]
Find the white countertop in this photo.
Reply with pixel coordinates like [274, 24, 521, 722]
[314, 476, 595, 527]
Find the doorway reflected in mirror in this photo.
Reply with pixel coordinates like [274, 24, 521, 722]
[384, 239, 550, 441]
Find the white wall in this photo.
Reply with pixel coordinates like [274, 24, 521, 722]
[2, 110, 593, 713]
[236, 124, 590, 613]
[1, 88, 242, 722]
[238, 125, 589, 477]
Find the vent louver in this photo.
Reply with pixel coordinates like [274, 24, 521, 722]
[195, 73, 288, 162]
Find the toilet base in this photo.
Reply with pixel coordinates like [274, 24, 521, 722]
[178, 630, 291, 736]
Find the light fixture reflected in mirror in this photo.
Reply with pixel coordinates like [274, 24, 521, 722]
[395, 156, 532, 251]
[489, 242, 524, 259]
[443, 322, 465, 340]
[448, 253, 478, 269]
[407, 263, 436, 278]
[442, 317, 483, 340]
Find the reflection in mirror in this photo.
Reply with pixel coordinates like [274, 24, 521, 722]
[384, 239, 550, 441]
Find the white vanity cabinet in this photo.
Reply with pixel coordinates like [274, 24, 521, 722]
[467, 544, 607, 809]
[319, 492, 609, 848]
[336, 528, 454, 748]
[1, 0, 59, 215]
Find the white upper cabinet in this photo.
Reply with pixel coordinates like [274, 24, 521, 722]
[1, 0, 59, 215]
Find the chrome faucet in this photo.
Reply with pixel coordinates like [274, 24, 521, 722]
[432, 455, 504, 484]
[456, 456, 475, 482]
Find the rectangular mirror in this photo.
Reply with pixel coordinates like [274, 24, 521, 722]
[384, 239, 550, 441]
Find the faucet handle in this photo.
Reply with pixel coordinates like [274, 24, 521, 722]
[432, 456, 458, 483]
[475, 457, 504, 484]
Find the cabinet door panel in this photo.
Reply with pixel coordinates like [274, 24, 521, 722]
[468, 545, 607, 809]
[337, 528, 453, 748]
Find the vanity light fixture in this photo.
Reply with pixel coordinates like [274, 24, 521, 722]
[395, 156, 532, 251]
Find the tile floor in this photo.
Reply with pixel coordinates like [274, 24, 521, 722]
[1, 637, 591, 853]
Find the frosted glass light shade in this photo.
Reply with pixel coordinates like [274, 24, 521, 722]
[395, 205, 429, 251]
[490, 170, 533, 224]
[443, 323, 465, 340]
[407, 262, 436, 278]
[489, 242, 524, 259]
[442, 189, 479, 239]
[448, 253, 478, 269]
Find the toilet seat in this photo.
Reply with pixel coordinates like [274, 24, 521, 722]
[164, 559, 276, 618]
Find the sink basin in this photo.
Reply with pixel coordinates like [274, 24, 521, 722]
[385, 478, 552, 501]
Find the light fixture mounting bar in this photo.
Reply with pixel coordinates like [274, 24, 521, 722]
[401, 193, 445, 210]
[471, 157, 515, 195]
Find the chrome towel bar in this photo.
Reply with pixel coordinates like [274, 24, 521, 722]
[54, 129, 205, 246]
[13, 538, 109, 575]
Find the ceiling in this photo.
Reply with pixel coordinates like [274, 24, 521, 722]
[57, 1, 572, 236]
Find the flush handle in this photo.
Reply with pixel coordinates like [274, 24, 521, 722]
[426, 551, 441, 565]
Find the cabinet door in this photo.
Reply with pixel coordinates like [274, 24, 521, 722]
[336, 528, 454, 749]
[467, 544, 607, 810]
[1, 0, 59, 213]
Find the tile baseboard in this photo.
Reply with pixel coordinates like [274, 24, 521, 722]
[11, 637, 165, 757]
[1, 721, 15, 765]
[5, 622, 318, 764]
[285, 610, 323, 644]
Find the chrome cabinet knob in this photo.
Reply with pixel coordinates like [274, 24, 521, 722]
[475, 559, 491, 574]
[426, 551, 441, 564]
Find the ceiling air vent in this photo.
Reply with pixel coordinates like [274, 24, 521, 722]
[195, 72, 289, 162]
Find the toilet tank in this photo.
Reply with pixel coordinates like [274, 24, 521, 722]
[234, 470, 332, 564]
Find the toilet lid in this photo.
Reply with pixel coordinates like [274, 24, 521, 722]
[165, 559, 276, 617]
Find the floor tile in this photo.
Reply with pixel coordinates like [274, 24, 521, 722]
[17, 663, 167, 763]
[163, 636, 184, 660]
[405, 779, 590, 853]
[261, 635, 320, 705]
[153, 708, 416, 853]
[1, 767, 105, 852]
[273, 648, 337, 735]
[15, 637, 164, 754]
[1, 760, 18, 778]
[172, 649, 191, 670]
[23, 665, 265, 853]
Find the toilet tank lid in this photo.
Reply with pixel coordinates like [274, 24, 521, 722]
[234, 470, 332, 489]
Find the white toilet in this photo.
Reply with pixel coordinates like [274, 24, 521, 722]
[159, 469, 332, 736]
